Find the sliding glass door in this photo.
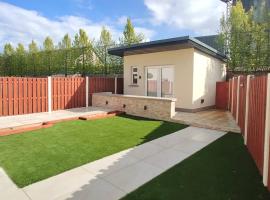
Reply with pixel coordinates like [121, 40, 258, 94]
[146, 66, 174, 98]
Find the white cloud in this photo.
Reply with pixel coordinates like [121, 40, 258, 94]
[0, 2, 154, 50]
[135, 27, 155, 41]
[144, 0, 226, 35]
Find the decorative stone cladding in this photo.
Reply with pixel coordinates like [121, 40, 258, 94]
[92, 92, 176, 121]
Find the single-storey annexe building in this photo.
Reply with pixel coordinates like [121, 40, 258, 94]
[108, 36, 226, 112]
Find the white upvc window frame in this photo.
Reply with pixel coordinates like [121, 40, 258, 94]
[131, 66, 138, 85]
[144, 65, 174, 97]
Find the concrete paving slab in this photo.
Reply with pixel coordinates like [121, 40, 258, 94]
[82, 149, 139, 178]
[0, 107, 113, 130]
[103, 161, 163, 193]
[127, 142, 164, 159]
[150, 131, 187, 148]
[172, 109, 240, 133]
[0, 168, 30, 200]
[53, 178, 125, 200]
[23, 167, 97, 200]
[143, 148, 189, 170]
[171, 138, 209, 154]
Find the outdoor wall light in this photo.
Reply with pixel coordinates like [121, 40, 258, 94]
[123, 104, 126, 108]
[144, 105, 147, 110]
[105, 101, 108, 105]
[201, 99, 204, 104]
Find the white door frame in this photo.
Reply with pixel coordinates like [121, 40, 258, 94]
[144, 65, 174, 97]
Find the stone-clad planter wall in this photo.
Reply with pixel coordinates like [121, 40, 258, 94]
[92, 92, 176, 121]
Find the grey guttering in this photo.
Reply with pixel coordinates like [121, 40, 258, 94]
[108, 36, 227, 61]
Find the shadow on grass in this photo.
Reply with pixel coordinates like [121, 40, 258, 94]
[117, 114, 188, 144]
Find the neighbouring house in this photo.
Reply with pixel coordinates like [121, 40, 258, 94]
[108, 36, 226, 112]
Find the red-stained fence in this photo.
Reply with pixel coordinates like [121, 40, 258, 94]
[0, 77, 48, 116]
[88, 77, 123, 106]
[228, 74, 270, 188]
[232, 77, 238, 118]
[0, 76, 124, 116]
[52, 77, 86, 111]
[269, 140, 270, 190]
[215, 82, 228, 110]
[246, 75, 267, 174]
[238, 76, 247, 134]
[228, 79, 233, 111]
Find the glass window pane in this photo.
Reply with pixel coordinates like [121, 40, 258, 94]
[147, 68, 158, 97]
[161, 68, 173, 97]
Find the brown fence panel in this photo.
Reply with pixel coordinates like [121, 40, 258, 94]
[228, 79, 232, 111]
[0, 78, 2, 116]
[117, 78, 124, 94]
[269, 136, 270, 190]
[238, 76, 247, 134]
[246, 75, 267, 175]
[0, 77, 48, 116]
[88, 77, 115, 106]
[232, 77, 238, 118]
[52, 77, 86, 111]
[215, 81, 228, 110]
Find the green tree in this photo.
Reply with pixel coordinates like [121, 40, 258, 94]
[73, 29, 91, 48]
[218, 1, 268, 71]
[59, 34, 71, 49]
[3, 43, 15, 75]
[4, 43, 14, 56]
[43, 36, 54, 51]
[16, 43, 26, 55]
[28, 40, 40, 75]
[99, 26, 113, 47]
[28, 40, 39, 53]
[15, 43, 26, 75]
[95, 26, 115, 73]
[122, 18, 144, 45]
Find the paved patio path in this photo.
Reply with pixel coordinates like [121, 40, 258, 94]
[0, 127, 226, 200]
[0, 107, 113, 130]
[172, 109, 240, 133]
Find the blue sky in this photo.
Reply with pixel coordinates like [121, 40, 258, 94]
[0, 0, 226, 50]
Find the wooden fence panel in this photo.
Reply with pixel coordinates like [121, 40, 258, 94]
[238, 76, 247, 134]
[247, 75, 267, 175]
[269, 135, 270, 190]
[52, 77, 86, 111]
[215, 81, 228, 110]
[117, 78, 124, 94]
[0, 77, 48, 116]
[88, 77, 115, 106]
[232, 77, 238, 118]
[0, 76, 123, 116]
[0, 78, 2, 116]
[228, 79, 232, 111]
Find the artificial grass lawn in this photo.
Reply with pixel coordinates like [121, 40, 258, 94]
[0, 114, 186, 188]
[122, 133, 270, 200]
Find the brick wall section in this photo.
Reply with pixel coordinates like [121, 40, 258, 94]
[92, 93, 176, 121]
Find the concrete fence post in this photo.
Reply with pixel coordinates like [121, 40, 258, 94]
[236, 76, 241, 123]
[85, 76, 89, 107]
[228, 79, 231, 110]
[114, 77, 117, 94]
[48, 76, 52, 113]
[263, 73, 270, 186]
[244, 75, 251, 145]
[231, 77, 235, 113]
